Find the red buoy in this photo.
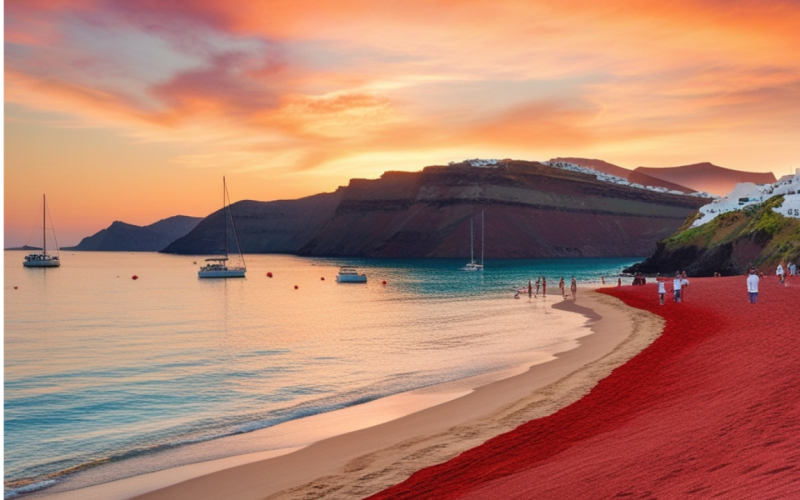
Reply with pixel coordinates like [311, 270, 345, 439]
[321, 277, 325, 281]
[294, 285, 299, 289]
[14, 286, 18, 290]
[267, 272, 273, 278]
[382, 280, 387, 285]
[132, 275, 138, 280]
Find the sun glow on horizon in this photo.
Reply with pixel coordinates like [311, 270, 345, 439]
[4, 0, 800, 246]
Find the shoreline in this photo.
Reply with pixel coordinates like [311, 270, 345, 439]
[33, 289, 662, 500]
[370, 277, 800, 499]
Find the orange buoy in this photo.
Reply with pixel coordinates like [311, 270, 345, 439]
[132, 275, 138, 280]
[382, 280, 387, 285]
[294, 285, 299, 289]
[267, 272, 273, 278]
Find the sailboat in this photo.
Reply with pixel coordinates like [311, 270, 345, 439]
[23, 194, 61, 268]
[462, 210, 484, 271]
[198, 177, 246, 278]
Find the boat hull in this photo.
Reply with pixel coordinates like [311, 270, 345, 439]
[198, 269, 246, 278]
[23, 259, 61, 268]
[336, 275, 367, 283]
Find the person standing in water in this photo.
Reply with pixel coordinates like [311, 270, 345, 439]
[528, 280, 533, 299]
[542, 277, 547, 297]
[570, 277, 577, 299]
[558, 277, 565, 298]
[535, 277, 541, 297]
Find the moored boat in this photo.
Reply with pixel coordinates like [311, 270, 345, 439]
[336, 267, 367, 283]
[198, 177, 246, 279]
[23, 194, 61, 268]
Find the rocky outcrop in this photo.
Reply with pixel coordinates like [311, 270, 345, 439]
[161, 191, 343, 255]
[632, 163, 776, 197]
[63, 216, 201, 251]
[297, 161, 707, 258]
[625, 196, 800, 276]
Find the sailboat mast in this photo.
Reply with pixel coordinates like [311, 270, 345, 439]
[470, 216, 474, 263]
[223, 176, 229, 258]
[43, 194, 47, 256]
[481, 209, 484, 266]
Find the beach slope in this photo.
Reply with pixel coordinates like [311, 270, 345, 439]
[370, 277, 800, 499]
[116, 292, 660, 500]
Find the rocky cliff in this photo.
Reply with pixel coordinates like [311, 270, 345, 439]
[162, 161, 708, 258]
[296, 161, 706, 258]
[161, 191, 343, 255]
[64, 215, 202, 251]
[625, 196, 800, 276]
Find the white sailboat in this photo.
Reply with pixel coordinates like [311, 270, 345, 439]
[462, 210, 484, 271]
[198, 177, 246, 278]
[23, 194, 61, 268]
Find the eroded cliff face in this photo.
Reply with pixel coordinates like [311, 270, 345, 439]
[162, 161, 708, 258]
[297, 161, 706, 258]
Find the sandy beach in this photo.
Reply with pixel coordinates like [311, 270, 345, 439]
[36, 289, 662, 500]
[372, 276, 800, 499]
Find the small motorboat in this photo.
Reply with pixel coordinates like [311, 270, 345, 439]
[336, 267, 367, 283]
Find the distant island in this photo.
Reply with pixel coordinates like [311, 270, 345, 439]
[4, 245, 43, 251]
[63, 215, 202, 252]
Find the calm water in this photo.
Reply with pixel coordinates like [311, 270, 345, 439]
[4, 252, 639, 497]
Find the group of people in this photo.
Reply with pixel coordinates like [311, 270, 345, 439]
[748, 262, 793, 303]
[520, 276, 578, 300]
[656, 271, 689, 305]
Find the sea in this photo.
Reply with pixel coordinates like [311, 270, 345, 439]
[3, 251, 641, 498]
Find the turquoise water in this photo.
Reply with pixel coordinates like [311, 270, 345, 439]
[4, 252, 639, 497]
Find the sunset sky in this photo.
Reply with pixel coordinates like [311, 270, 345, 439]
[5, 0, 800, 246]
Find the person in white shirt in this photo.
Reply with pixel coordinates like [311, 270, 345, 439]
[747, 269, 760, 303]
[658, 279, 666, 305]
[680, 272, 689, 301]
[673, 273, 682, 302]
[777, 263, 785, 284]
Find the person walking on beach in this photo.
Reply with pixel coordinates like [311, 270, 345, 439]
[680, 273, 689, 301]
[570, 277, 577, 299]
[542, 277, 547, 297]
[528, 280, 533, 299]
[617, 277, 622, 286]
[601, 276, 606, 285]
[777, 262, 786, 285]
[747, 269, 759, 303]
[673, 273, 682, 302]
[658, 279, 666, 305]
[535, 277, 541, 297]
[558, 277, 565, 298]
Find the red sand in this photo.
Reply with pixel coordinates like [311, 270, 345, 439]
[369, 277, 800, 499]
